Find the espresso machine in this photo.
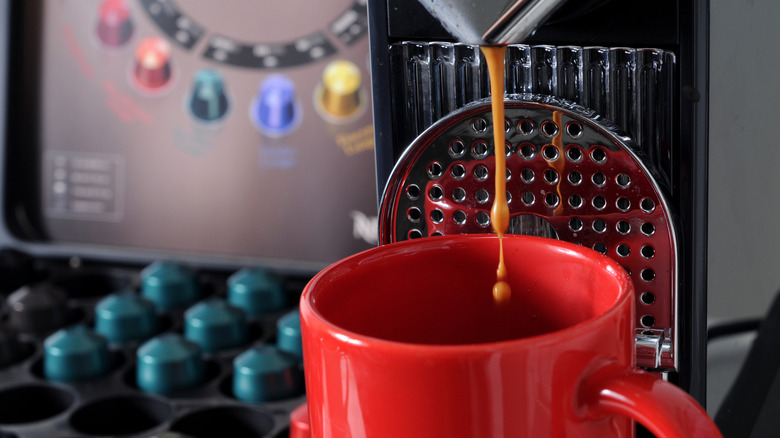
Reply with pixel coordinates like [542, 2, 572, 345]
[368, 0, 709, 405]
[0, 0, 736, 436]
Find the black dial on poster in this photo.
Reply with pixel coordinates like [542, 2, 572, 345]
[140, 0, 369, 68]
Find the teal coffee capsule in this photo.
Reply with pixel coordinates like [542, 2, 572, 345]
[232, 345, 303, 403]
[95, 291, 157, 343]
[276, 310, 302, 359]
[141, 261, 199, 311]
[184, 299, 247, 353]
[227, 268, 286, 316]
[136, 333, 204, 395]
[44, 325, 111, 382]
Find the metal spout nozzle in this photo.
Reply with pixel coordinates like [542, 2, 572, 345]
[416, 0, 567, 45]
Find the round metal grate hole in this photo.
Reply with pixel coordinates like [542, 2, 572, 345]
[519, 143, 536, 159]
[641, 222, 655, 236]
[474, 165, 489, 181]
[590, 147, 607, 164]
[617, 244, 631, 257]
[617, 221, 631, 234]
[592, 196, 607, 210]
[641, 292, 656, 304]
[406, 184, 420, 200]
[541, 120, 559, 137]
[641, 245, 655, 259]
[542, 145, 559, 161]
[569, 194, 583, 209]
[518, 119, 535, 135]
[407, 207, 422, 223]
[544, 193, 559, 208]
[593, 242, 607, 254]
[429, 185, 443, 201]
[453, 210, 467, 224]
[521, 192, 535, 206]
[427, 162, 443, 179]
[641, 198, 656, 213]
[593, 219, 607, 233]
[472, 117, 488, 133]
[476, 211, 490, 227]
[617, 173, 631, 188]
[472, 141, 489, 158]
[567, 146, 583, 162]
[568, 171, 582, 185]
[592, 172, 606, 187]
[521, 168, 535, 183]
[449, 140, 466, 158]
[453, 187, 466, 203]
[569, 217, 583, 232]
[566, 121, 583, 138]
[544, 170, 559, 184]
[501, 142, 512, 158]
[451, 164, 466, 179]
[431, 209, 444, 223]
[476, 189, 490, 204]
[641, 314, 656, 328]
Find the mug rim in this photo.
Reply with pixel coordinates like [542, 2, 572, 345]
[301, 234, 634, 353]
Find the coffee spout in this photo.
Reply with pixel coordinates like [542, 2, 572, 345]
[416, 0, 567, 45]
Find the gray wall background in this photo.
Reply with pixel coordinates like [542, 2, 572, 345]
[707, 0, 780, 413]
[708, 0, 780, 321]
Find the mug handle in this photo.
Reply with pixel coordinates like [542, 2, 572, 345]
[293, 365, 722, 438]
[580, 363, 722, 438]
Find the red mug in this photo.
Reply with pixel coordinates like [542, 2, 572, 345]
[299, 235, 721, 437]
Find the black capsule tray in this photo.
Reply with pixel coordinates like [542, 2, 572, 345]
[0, 259, 306, 438]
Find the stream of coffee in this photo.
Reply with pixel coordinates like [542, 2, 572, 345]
[481, 45, 511, 305]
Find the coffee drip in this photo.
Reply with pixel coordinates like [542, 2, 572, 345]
[482, 45, 512, 305]
[415, 1, 567, 305]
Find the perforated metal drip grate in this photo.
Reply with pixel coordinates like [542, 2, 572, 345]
[379, 95, 677, 370]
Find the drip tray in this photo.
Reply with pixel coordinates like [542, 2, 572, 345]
[379, 95, 678, 370]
